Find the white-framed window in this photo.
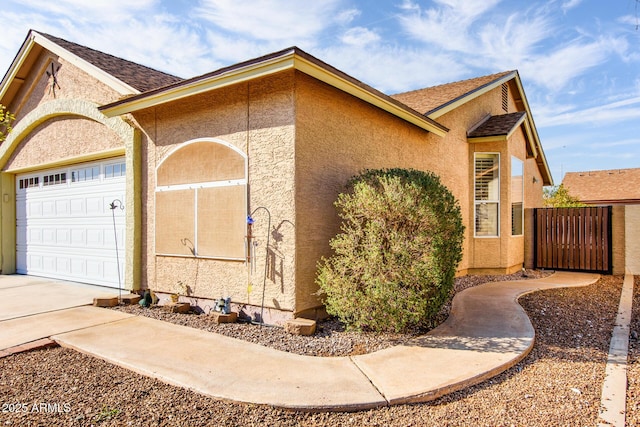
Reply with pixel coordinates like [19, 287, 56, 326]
[511, 156, 524, 236]
[155, 139, 247, 260]
[474, 153, 500, 237]
[104, 162, 126, 179]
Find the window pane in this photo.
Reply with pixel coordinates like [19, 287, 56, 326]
[476, 203, 499, 237]
[511, 157, 523, 203]
[512, 203, 523, 235]
[475, 154, 499, 201]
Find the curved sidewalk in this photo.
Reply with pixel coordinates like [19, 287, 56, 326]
[1, 272, 600, 411]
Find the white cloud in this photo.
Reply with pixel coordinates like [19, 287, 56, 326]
[536, 95, 640, 127]
[397, 0, 502, 52]
[320, 45, 468, 94]
[340, 27, 380, 46]
[11, 0, 159, 23]
[194, 0, 343, 42]
[476, 12, 552, 68]
[561, 0, 583, 13]
[519, 37, 618, 91]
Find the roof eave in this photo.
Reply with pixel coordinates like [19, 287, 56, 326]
[32, 32, 140, 96]
[1, 31, 140, 106]
[512, 74, 553, 186]
[427, 71, 518, 120]
[100, 49, 449, 137]
[0, 32, 36, 104]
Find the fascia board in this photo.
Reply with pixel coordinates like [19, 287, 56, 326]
[467, 135, 508, 143]
[0, 37, 35, 102]
[101, 53, 296, 117]
[101, 50, 448, 137]
[512, 75, 553, 185]
[32, 32, 139, 96]
[427, 72, 517, 120]
[4, 147, 125, 174]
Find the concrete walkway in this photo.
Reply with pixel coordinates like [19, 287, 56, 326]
[0, 272, 601, 411]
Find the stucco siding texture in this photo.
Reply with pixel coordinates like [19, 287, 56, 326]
[139, 72, 297, 313]
[293, 72, 463, 313]
[4, 116, 123, 170]
[438, 85, 536, 274]
[624, 205, 640, 274]
[9, 51, 123, 121]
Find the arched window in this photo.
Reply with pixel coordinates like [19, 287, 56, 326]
[155, 139, 247, 259]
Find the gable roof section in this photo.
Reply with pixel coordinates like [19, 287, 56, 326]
[394, 70, 552, 186]
[467, 111, 527, 140]
[392, 71, 514, 118]
[38, 33, 183, 92]
[0, 30, 183, 105]
[563, 168, 640, 204]
[99, 47, 448, 137]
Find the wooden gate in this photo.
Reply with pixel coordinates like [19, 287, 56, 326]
[534, 206, 612, 274]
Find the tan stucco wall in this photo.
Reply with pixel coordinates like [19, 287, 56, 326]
[623, 205, 640, 274]
[294, 72, 462, 313]
[9, 50, 122, 120]
[4, 115, 123, 170]
[434, 85, 542, 275]
[135, 72, 297, 314]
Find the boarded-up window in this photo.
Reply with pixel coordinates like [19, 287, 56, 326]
[155, 140, 246, 259]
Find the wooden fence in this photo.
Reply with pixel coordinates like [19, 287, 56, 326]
[534, 207, 612, 274]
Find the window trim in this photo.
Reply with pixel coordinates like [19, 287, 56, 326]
[154, 138, 248, 260]
[511, 156, 524, 236]
[474, 152, 500, 238]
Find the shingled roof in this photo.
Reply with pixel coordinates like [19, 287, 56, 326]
[391, 71, 514, 116]
[563, 168, 640, 205]
[39, 32, 183, 92]
[467, 111, 526, 139]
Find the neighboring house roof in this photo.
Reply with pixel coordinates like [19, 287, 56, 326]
[0, 30, 183, 105]
[98, 46, 449, 136]
[563, 168, 640, 205]
[467, 111, 526, 140]
[392, 71, 514, 117]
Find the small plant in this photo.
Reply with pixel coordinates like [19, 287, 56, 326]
[94, 405, 120, 422]
[316, 168, 465, 333]
[0, 104, 15, 143]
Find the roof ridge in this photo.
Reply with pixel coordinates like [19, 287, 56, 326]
[36, 31, 184, 92]
[392, 70, 515, 97]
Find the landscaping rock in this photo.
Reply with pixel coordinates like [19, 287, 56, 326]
[92, 296, 119, 307]
[285, 318, 316, 336]
[209, 311, 238, 324]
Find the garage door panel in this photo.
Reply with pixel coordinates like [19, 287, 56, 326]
[16, 158, 126, 288]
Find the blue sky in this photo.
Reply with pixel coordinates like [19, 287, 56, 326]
[1, 0, 639, 184]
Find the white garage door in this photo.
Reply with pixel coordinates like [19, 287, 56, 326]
[16, 158, 126, 288]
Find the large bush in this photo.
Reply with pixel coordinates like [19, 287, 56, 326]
[316, 168, 465, 333]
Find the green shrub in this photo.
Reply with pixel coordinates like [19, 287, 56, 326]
[316, 168, 465, 333]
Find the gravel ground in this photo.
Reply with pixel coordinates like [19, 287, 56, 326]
[106, 269, 551, 357]
[0, 273, 624, 426]
[628, 275, 640, 426]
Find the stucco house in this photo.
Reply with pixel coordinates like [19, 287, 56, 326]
[563, 168, 640, 205]
[0, 30, 552, 322]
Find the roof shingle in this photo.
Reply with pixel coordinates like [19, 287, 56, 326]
[391, 71, 514, 115]
[563, 168, 640, 204]
[467, 112, 526, 138]
[39, 32, 183, 92]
